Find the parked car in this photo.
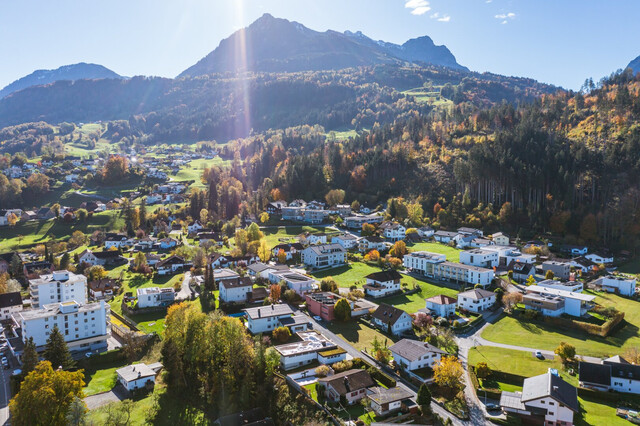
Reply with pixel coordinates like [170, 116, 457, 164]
[312, 315, 322, 322]
[535, 350, 544, 359]
[485, 403, 500, 411]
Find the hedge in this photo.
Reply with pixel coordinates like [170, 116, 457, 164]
[542, 311, 625, 337]
[369, 367, 396, 388]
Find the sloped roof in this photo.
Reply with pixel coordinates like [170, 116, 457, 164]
[521, 372, 579, 412]
[0, 292, 22, 309]
[318, 369, 374, 395]
[371, 303, 408, 326]
[367, 386, 412, 405]
[388, 339, 446, 362]
[426, 294, 457, 305]
[579, 361, 611, 386]
[365, 270, 402, 282]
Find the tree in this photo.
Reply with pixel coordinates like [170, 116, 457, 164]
[21, 337, 38, 376]
[320, 278, 338, 293]
[134, 251, 148, 271]
[493, 288, 504, 303]
[334, 298, 351, 322]
[545, 270, 555, 280]
[10, 253, 22, 278]
[76, 209, 88, 222]
[66, 396, 88, 426]
[433, 356, 465, 398]
[389, 240, 407, 258]
[371, 336, 391, 364]
[272, 326, 291, 343]
[277, 249, 287, 264]
[69, 230, 87, 248]
[105, 399, 134, 426]
[102, 155, 128, 182]
[259, 212, 270, 223]
[579, 213, 598, 242]
[270, 284, 282, 302]
[26, 173, 50, 197]
[413, 312, 433, 328]
[624, 347, 640, 365]
[362, 223, 375, 236]
[9, 361, 85, 426]
[121, 332, 147, 363]
[502, 292, 523, 311]
[257, 240, 271, 262]
[325, 189, 346, 206]
[525, 275, 536, 286]
[364, 249, 380, 262]
[44, 325, 75, 370]
[59, 253, 71, 270]
[554, 342, 576, 363]
[85, 265, 107, 282]
[417, 383, 432, 414]
[7, 213, 18, 227]
[475, 362, 492, 380]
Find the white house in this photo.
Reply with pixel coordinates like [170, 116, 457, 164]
[403, 251, 447, 277]
[273, 331, 343, 370]
[243, 304, 294, 334]
[268, 270, 318, 296]
[433, 262, 495, 288]
[137, 287, 175, 308]
[358, 236, 387, 253]
[362, 270, 402, 298]
[116, 363, 160, 391]
[379, 222, 406, 242]
[29, 270, 87, 308]
[371, 304, 412, 335]
[187, 220, 204, 234]
[507, 260, 536, 283]
[389, 339, 446, 371]
[424, 294, 457, 318]
[536, 279, 583, 293]
[523, 285, 595, 317]
[104, 233, 130, 249]
[17, 300, 110, 352]
[344, 214, 383, 229]
[586, 251, 614, 264]
[459, 249, 499, 269]
[457, 289, 496, 313]
[332, 234, 359, 250]
[600, 275, 636, 297]
[580, 356, 640, 395]
[306, 233, 327, 245]
[318, 369, 375, 405]
[491, 232, 510, 246]
[301, 244, 346, 269]
[219, 277, 253, 303]
[156, 255, 186, 275]
[433, 230, 458, 244]
[366, 387, 413, 417]
[417, 227, 434, 238]
[457, 227, 483, 237]
[0, 292, 22, 321]
[500, 371, 578, 426]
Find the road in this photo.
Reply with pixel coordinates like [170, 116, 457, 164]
[175, 271, 194, 300]
[0, 368, 10, 425]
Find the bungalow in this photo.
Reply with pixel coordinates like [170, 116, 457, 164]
[246, 262, 289, 278]
[273, 330, 341, 370]
[243, 303, 294, 334]
[317, 369, 375, 405]
[491, 232, 510, 246]
[507, 260, 536, 283]
[156, 255, 186, 275]
[137, 287, 175, 308]
[500, 371, 578, 426]
[219, 276, 253, 303]
[379, 222, 406, 242]
[433, 230, 458, 244]
[363, 270, 403, 298]
[580, 355, 640, 394]
[268, 270, 318, 296]
[424, 294, 457, 318]
[586, 251, 614, 264]
[371, 303, 412, 335]
[301, 244, 346, 269]
[116, 363, 162, 392]
[389, 339, 446, 371]
[366, 387, 413, 417]
[332, 234, 359, 250]
[523, 285, 595, 317]
[417, 227, 435, 238]
[358, 236, 387, 253]
[536, 279, 583, 293]
[457, 289, 496, 313]
[599, 275, 636, 296]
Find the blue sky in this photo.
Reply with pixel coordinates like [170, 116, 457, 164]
[1, 0, 639, 90]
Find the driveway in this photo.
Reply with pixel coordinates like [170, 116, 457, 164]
[175, 271, 194, 300]
[84, 385, 128, 410]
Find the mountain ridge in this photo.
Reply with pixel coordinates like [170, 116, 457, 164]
[0, 63, 123, 99]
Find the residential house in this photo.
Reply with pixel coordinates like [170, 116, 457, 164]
[359, 205, 374, 214]
[389, 339, 446, 371]
[305, 292, 343, 321]
[268, 270, 318, 296]
[567, 256, 596, 274]
[561, 245, 589, 257]
[137, 287, 175, 308]
[187, 220, 204, 234]
[599, 275, 636, 296]
[507, 260, 536, 283]
[457, 227, 483, 237]
[136, 236, 157, 251]
[104, 233, 130, 249]
[301, 244, 346, 269]
[36, 207, 55, 220]
[145, 253, 162, 266]
[197, 232, 223, 246]
[266, 201, 287, 215]
[116, 363, 161, 392]
[459, 249, 499, 269]
[281, 206, 304, 221]
[243, 303, 294, 334]
[0, 252, 16, 274]
[580, 355, 640, 394]
[370, 304, 412, 335]
[403, 251, 447, 278]
[541, 260, 572, 281]
[158, 238, 179, 250]
[379, 222, 406, 242]
[417, 227, 435, 238]
[21, 210, 37, 221]
[334, 204, 352, 217]
[271, 242, 304, 261]
[156, 255, 186, 275]
[317, 369, 375, 405]
[500, 371, 578, 425]
[469, 237, 493, 248]
[457, 289, 496, 313]
[536, 279, 584, 293]
[17, 300, 110, 352]
[523, 285, 595, 317]
[433, 262, 495, 288]
[29, 270, 87, 308]
[332, 234, 359, 250]
[358, 236, 387, 253]
[23, 260, 53, 280]
[491, 232, 510, 246]
[433, 230, 458, 244]
[424, 294, 457, 318]
[88, 279, 119, 300]
[0, 292, 22, 321]
[366, 387, 413, 417]
[219, 276, 253, 303]
[274, 330, 342, 370]
[586, 251, 614, 264]
[363, 270, 403, 298]
[78, 249, 124, 267]
[302, 209, 329, 224]
[246, 262, 289, 279]
[306, 233, 327, 245]
[344, 214, 383, 229]
[483, 245, 536, 267]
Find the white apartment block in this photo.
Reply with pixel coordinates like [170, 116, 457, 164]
[403, 252, 447, 278]
[17, 300, 110, 352]
[301, 244, 346, 269]
[29, 270, 87, 309]
[457, 289, 496, 313]
[137, 287, 176, 308]
[243, 304, 294, 334]
[459, 249, 499, 268]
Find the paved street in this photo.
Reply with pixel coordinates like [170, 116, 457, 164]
[175, 271, 194, 300]
[0, 368, 10, 425]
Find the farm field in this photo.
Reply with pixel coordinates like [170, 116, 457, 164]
[481, 291, 640, 358]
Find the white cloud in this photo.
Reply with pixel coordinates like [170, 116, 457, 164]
[495, 12, 516, 22]
[405, 0, 431, 16]
[437, 15, 451, 22]
[429, 12, 451, 22]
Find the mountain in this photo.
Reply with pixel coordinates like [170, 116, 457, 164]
[0, 63, 123, 99]
[179, 13, 465, 77]
[627, 55, 640, 74]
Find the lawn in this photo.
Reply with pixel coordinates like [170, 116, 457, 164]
[379, 283, 458, 313]
[309, 262, 381, 288]
[327, 321, 392, 352]
[408, 242, 461, 261]
[0, 210, 124, 251]
[168, 158, 228, 189]
[261, 225, 329, 248]
[481, 291, 640, 358]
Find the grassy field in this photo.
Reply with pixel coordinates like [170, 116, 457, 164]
[261, 225, 329, 248]
[168, 158, 228, 189]
[327, 321, 392, 351]
[380, 283, 458, 313]
[408, 242, 461, 261]
[310, 262, 381, 288]
[402, 87, 453, 107]
[0, 210, 124, 251]
[83, 363, 122, 396]
[481, 290, 640, 358]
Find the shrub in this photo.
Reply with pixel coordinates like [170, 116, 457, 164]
[272, 326, 291, 343]
[315, 365, 330, 378]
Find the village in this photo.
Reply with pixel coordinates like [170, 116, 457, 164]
[0, 148, 638, 426]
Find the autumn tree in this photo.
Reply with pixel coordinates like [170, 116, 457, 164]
[246, 222, 264, 242]
[270, 284, 282, 302]
[9, 361, 85, 426]
[624, 347, 640, 364]
[334, 298, 351, 322]
[259, 212, 270, 223]
[413, 312, 433, 328]
[554, 342, 576, 363]
[68, 230, 87, 248]
[579, 213, 598, 242]
[361, 223, 375, 236]
[26, 173, 50, 197]
[44, 325, 75, 370]
[371, 336, 391, 364]
[325, 189, 346, 206]
[85, 265, 107, 282]
[475, 362, 492, 380]
[257, 240, 271, 262]
[389, 240, 407, 258]
[502, 292, 523, 311]
[320, 278, 338, 293]
[276, 249, 287, 264]
[364, 250, 380, 262]
[7, 213, 18, 226]
[433, 356, 465, 398]
[273, 326, 291, 343]
[102, 155, 128, 182]
[525, 275, 536, 286]
[545, 270, 555, 280]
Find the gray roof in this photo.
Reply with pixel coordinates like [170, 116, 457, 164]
[521, 372, 579, 412]
[458, 288, 495, 300]
[388, 339, 446, 362]
[116, 363, 156, 382]
[367, 386, 412, 405]
[500, 391, 526, 411]
[243, 303, 293, 320]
